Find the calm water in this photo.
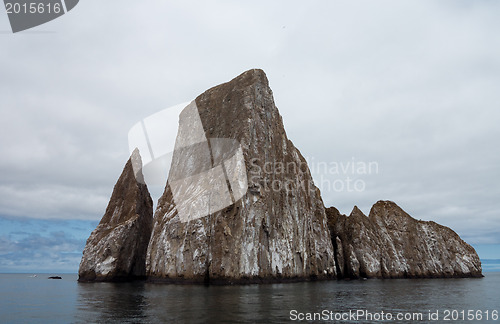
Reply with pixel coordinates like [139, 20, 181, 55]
[1, 273, 499, 323]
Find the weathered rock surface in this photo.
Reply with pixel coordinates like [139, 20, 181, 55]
[146, 69, 336, 283]
[327, 201, 482, 279]
[80, 69, 481, 284]
[78, 149, 153, 282]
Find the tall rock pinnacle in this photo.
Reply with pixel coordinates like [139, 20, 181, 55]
[146, 69, 336, 283]
[78, 149, 153, 282]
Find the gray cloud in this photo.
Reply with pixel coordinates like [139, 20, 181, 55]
[0, 0, 499, 245]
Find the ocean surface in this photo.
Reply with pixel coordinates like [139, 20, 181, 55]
[1, 273, 499, 323]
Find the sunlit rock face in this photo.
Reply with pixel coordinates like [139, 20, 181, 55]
[146, 69, 336, 283]
[78, 149, 153, 282]
[327, 201, 483, 279]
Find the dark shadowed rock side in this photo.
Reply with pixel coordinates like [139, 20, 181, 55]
[146, 69, 336, 283]
[327, 201, 482, 279]
[78, 149, 153, 282]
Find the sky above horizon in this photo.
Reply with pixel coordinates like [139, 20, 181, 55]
[1, 0, 499, 272]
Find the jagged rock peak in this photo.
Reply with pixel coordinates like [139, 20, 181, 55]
[369, 200, 412, 220]
[146, 69, 336, 283]
[327, 200, 482, 279]
[130, 147, 144, 183]
[78, 149, 153, 282]
[350, 206, 365, 217]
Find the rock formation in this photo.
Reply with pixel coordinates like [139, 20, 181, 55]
[78, 149, 153, 282]
[146, 69, 336, 283]
[327, 201, 482, 279]
[79, 69, 482, 283]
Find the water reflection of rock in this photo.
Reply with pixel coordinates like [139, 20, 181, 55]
[76, 281, 147, 323]
[141, 283, 328, 323]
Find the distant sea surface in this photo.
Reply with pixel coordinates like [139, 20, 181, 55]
[1, 272, 500, 323]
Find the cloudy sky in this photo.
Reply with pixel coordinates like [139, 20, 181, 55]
[1, 0, 499, 273]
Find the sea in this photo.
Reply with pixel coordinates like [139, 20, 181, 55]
[1, 272, 499, 323]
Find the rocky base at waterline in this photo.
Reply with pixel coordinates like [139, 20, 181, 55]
[327, 201, 483, 279]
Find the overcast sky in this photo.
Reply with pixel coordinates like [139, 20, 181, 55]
[1, 0, 499, 272]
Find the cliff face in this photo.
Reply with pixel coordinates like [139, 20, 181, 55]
[146, 69, 336, 283]
[327, 201, 482, 279]
[79, 69, 482, 283]
[78, 149, 153, 282]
